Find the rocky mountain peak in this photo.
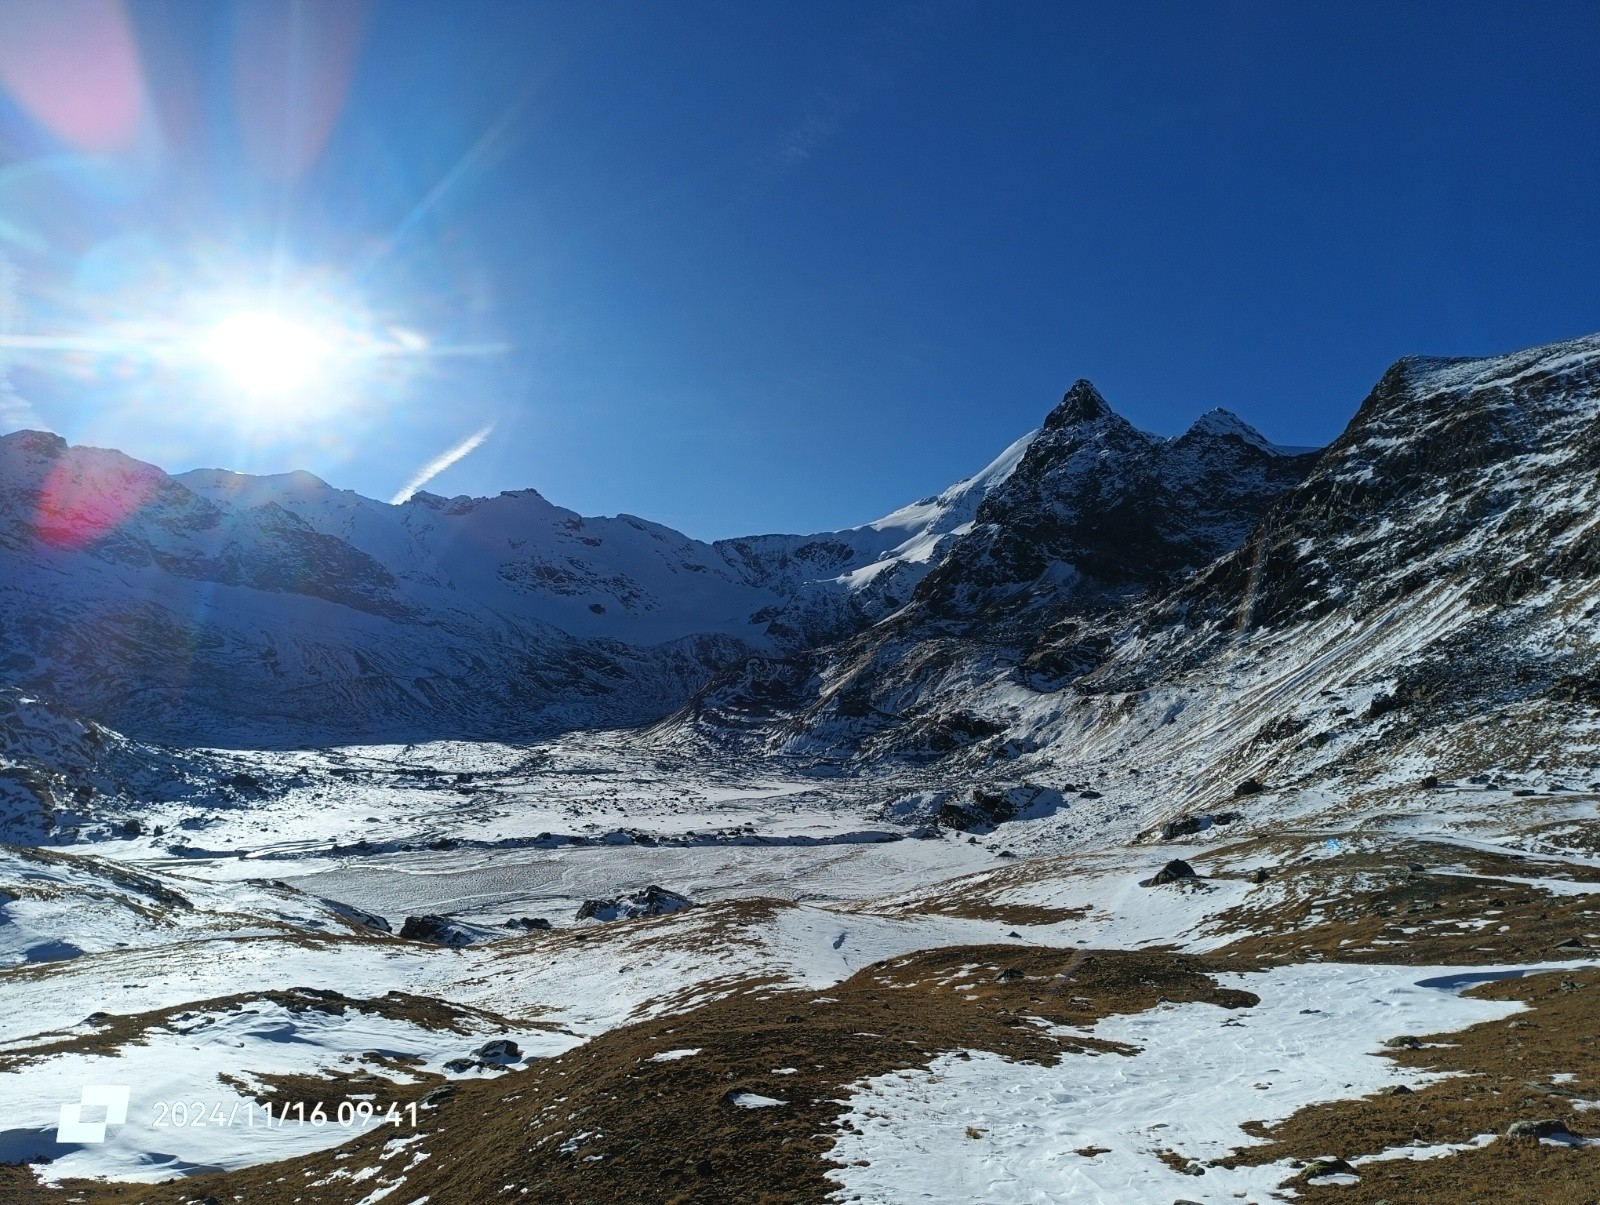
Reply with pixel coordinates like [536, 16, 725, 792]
[1179, 408, 1277, 451]
[2, 429, 69, 459]
[1042, 380, 1116, 431]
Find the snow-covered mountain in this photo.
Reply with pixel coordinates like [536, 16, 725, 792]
[0, 378, 1313, 748]
[672, 381, 1320, 754]
[690, 334, 1600, 820]
[0, 401, 1044, 743]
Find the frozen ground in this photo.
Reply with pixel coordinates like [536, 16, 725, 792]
[829, 960, 1583, 1204]
[4, 742, 1600, 1196]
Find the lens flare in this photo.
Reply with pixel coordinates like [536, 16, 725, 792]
[203, 311, 330, 394]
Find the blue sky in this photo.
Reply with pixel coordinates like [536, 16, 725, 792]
[1, 1, 1597, 538]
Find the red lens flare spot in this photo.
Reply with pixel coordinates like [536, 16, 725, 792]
[0, 0, 145, 153]
[34, 455, 158, 549]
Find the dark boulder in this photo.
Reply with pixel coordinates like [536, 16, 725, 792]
[575, 884, 694, 923]
[472, 1038, 521, 1063]
[399, 915, 475, 947]
[1160, 811, 1242, 841]
[1144, 859, 1198, 886]
[1506, 1118, 1572, 1140]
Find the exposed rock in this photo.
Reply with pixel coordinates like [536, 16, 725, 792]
[1300, 1157, 1356, 1179]
[1506, 1117, 1572, 1139]
[1233, 778, 1263, 796]
[575, 885, 694, 923]
[1144, 859, 1198, 887]
[472, 1039, 521, 1063]
[505, 916, 552, 931]
[398, 914, 476, 947]
[1160, 811, 1242, 840]
[935, 784, 1063, 832]
[322, 899, 392, 934]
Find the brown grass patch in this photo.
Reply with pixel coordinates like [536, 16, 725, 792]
[1205, 840, 1600, 966]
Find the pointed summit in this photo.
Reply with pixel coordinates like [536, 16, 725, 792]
[1042, 379, 1114, 431]
[1182, 408, 1272, 448]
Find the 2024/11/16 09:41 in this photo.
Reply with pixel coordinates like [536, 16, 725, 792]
[150, 1098, 420, 1129]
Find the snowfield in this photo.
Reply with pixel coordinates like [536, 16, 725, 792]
[829, 960, 1564, 1204]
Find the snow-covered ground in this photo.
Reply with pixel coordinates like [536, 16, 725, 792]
[828, 960, 1578, 1204]
[4, 732, 1600, 1194]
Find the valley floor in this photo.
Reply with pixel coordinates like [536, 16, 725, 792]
[2, 744, 1599, 1203]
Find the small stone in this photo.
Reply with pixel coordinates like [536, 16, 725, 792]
[996, 967, 1025, 981]
[1234, 778, 1263, 796]
[1384, 1035, 1422, 1050]
[1301, 1156, 1356, 1178]
[1378, 1084, 1413, 1096]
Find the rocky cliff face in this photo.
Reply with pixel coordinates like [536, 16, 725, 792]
[912, 380, 1318, 630]
[1032, 333, 1600, 797]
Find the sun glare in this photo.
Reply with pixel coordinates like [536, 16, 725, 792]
[204, 311, 330, 394]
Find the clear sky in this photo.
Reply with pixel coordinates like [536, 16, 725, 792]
[1, 1, 1597, 538]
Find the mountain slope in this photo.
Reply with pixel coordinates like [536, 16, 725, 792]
[1030, 332, 1600, 804]
[0, 414, 1036, 744]
[670, 383, 1319, 758]
[709, 334, 1600, 822]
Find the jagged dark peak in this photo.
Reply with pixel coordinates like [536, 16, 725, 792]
[1041, 379, 1116, 431]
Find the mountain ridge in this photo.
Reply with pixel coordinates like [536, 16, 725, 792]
[0, 377, 1317, 748]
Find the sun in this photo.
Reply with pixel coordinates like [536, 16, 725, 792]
[203, 311, 331, 394]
